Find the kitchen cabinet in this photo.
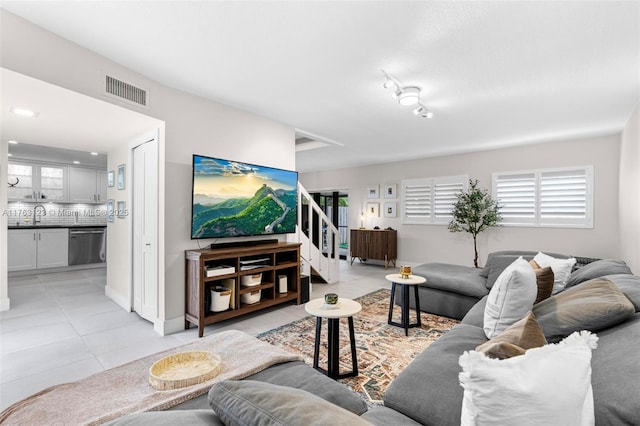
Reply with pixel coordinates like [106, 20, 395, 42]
[8, 161, 67, 202]
[7, 229, 37, 271]
[69, 167, 107, 203]
[8, 228, 69, 272]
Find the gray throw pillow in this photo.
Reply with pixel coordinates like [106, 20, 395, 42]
[533, 278, 635, 342]
[566, 259, 632, 289]
[483, 255, 535, 289]
[208, 380, 371, 426]
[602, 274, 640, 312]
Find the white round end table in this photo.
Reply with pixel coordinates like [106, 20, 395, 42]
[305, 297, 362, 379]
[385, 273, 427, 336]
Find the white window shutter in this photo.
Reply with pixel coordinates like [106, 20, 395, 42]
[434, 180, 465, 223]
[540, 168, 591, 226]
[494, 172, 536, 224]
[402, 180, 432, 224]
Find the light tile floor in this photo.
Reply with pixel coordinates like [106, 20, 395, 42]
[0, 260, 392, 410]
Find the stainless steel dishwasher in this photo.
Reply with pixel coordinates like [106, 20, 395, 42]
[68, 228, 106, 265]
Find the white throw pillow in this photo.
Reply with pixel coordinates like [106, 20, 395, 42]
[533, 252, 577, 294]
[483, 257, 537, 339]
[459, 331, 598, 426]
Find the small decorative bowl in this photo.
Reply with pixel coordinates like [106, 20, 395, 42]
[400, 265, 412, 279]
[324, 293, 339, 305]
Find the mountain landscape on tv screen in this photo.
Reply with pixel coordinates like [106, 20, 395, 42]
[192, 184, 297, 238]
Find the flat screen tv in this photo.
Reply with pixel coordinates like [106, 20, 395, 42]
[191, 155, 298, 239]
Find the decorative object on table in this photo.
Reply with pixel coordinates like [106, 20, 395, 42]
[116, 201, 126, 218]
[399, 265, 412, 279]
[448, 178, 502, 268]
[384, 202, 397, 218]
[324, 293, 339, 305]
[210, 286, 231, 312]
[107, 170, 115, 187]
[367, 184, 379, 199]
[149, 351, 222, 391]
[117, 164, 126, 190]
[367, 202, 379, 217]
[383, 183, 397, 199]
[106, 199, 114, 222]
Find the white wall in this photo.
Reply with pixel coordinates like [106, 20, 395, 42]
[0, 140, 8, 311]
[1, 11, 295, 332]
[104, 141, 132, 310]
[619, 104, 640, 274]
[301, 134, 622, 267]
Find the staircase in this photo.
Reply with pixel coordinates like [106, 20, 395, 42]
[294, 183, 340, 284]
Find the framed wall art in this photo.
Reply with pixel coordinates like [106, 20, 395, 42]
[384, 202, 397, 218]
[106, 199, 114, 222]
[383, 184, 397, 199]
[117, 164, 125, 190]
[107, 170, 115, 188]
[367, 202, 379, 217]
[117, 201, 126, 218]
[367, 184, 379, 199]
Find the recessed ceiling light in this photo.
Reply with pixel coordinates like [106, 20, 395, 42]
[90, 152, 99, 156]
[8, 140, 19, 144]
[73, 161, 80, 164]
[8, 153, 13, 157]
[10, 107, 39, 118]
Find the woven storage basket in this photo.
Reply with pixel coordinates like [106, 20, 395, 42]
[149, 351, 221, 391]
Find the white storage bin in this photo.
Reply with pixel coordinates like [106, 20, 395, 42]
[240, 273, 262, 287]
[240, 290, 261, 305]
[210, 287, 231, 312]
[278, 275, 288, 294]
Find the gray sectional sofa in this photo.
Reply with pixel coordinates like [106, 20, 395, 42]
[112, 255, 640, 426]
[409, 250, 575, 319]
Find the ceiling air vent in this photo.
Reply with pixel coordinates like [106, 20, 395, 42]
[105, 75, 147, 107]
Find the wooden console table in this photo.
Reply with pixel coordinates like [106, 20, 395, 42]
[185, 242, 301, 337]
[350, 229, 397, 269]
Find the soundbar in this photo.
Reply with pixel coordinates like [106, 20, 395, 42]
[209, 239, 279, 250]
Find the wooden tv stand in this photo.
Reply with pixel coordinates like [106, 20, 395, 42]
[185, 242, 301, 337]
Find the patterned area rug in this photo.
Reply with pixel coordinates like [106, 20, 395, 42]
[257, 288, 459, 404]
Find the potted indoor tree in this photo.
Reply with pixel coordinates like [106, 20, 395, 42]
[448, 179, 502, 268]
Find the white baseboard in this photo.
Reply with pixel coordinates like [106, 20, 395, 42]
[154, 316, 185, 336]
[105, 285, 131, 312]
[0, 297, 10, 312]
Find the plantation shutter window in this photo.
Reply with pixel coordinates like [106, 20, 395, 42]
[434, 180, 466, 223]
[401, 180, 432, 224]
[401, 176, 467, 225]
[494, 173, 536, 224]
[539, 169, 590, 226]
[492, 166, 593, 228]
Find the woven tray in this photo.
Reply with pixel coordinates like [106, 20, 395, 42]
[149, 351, 222, 391]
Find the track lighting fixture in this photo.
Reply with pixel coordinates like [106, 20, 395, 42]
[381, 70, 433, 118]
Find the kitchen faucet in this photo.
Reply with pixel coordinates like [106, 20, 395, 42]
[33, 204, 46, 225]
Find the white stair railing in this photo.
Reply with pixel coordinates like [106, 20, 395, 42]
[296, 183, 340, 284]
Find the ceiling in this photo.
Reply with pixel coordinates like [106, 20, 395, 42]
[1, 69, 163, 166]
[1, 1, 639, 173]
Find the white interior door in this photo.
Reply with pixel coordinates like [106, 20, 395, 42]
[132, 138, 158, 322]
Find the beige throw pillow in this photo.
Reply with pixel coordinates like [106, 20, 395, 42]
[476, 311, 547, 359]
